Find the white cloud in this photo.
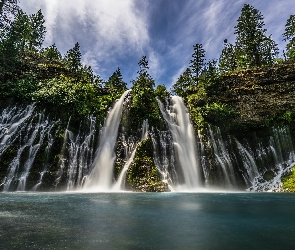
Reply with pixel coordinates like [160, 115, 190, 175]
[82, 51, 100, 73]
[19, 0, 295, 87]
[148, 50, 164, 80]
[19, 0, 149, 58]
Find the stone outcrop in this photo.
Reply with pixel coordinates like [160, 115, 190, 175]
[217, 61, 295, 124]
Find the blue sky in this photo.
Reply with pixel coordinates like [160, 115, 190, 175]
[19, 0, 295, 89]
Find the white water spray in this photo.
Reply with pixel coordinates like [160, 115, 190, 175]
[158, 96, 201, 190]
[83, 90, 130, 191]
[113, 120, 149, 191]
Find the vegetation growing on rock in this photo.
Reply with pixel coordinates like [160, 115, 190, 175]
[1, 1, 295, 191]
[126, 137, 169, 192]
[282, 166, 295, 192]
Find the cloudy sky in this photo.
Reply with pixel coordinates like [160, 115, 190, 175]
[19, 0, 294, 89]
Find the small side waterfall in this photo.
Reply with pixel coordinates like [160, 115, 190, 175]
[207, 125, 237, 188]
[113, 120, 149, 191]
[1, 106, 58, 191]
[158, 97, 201, 190]
[198, 124, 295, 191]
[248, 127, 295, 191]
[66, 115, 97, 190]
[0, 105, 35, 156]
[16, 115, 56, 191]
[83, 90, 131, 191]
[32, 130, 56, 191]
[151, 130, 177, 189]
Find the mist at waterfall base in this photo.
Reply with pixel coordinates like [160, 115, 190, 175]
[1, 192, 295, 249]
[1, 91, 295, 192]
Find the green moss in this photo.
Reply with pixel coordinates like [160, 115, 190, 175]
[263, 170, 275, 181]
[126, 137, 169, 192]
[282, 166, 295, 192]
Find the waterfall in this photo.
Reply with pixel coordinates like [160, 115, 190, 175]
[248, 127, 295, 191]
[113, 120, 149, 191]
[0, 105, 34, 156]
[66, 115, 97, 190]
[234, 139, 259, 186]
[151, 130, 177, 189]
[157, 97, 201, 190]
[207, 125, 237, 188]
[54, 118, 71, 188]
[1, 97, 295, 192]
[198, 124, 295, 191]
[1, 106, 57, 192]
[83, 90, 131, 191]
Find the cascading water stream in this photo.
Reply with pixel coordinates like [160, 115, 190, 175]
[151, 129, 177, 190]
[248, 126, 295, 191]
[16, 115, 55, 191]
[66, 115, 97, 190]
[0, 105, 35, 156]
[113, 120, 149, 191]
[207, 125, 237, 188]
[2, 108, 57, 191]
[157, 96, 201, 190]
[83, 90, 131, 191]
[234, 139, 259, 186]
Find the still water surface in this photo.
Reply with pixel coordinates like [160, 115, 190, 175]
[1, 192, 295, 249]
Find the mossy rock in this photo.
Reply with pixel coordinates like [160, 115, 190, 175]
[126, 137, 169, 192]
[263, 170, 275, 181]
[281, 166, 295, 192]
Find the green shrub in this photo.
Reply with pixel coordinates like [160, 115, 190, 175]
[282, 166, 295, 192]
[201, 102, 237, 125]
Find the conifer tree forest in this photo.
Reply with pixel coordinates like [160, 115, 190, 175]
[0, 0, 295, 193]
[0, 1, 295, 132]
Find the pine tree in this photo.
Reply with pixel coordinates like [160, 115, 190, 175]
[200, 59, 219, 88]
[130, 56, 158, 127]
[42, 44, 61, 61]
[29, 9, 46, 51]
[172, 68, 193, 98]
[105, 67, 127, 92]
[64, 42, 82, 72]
[133, 55, 154, 89]
[234, 4, 278, 68]
[283, 15, 295, 59]
[219, 41, 237, 73]
[0, 9, 28, 75]
[2, 9, 46, 52]
[155, 84, 170, 102]
[190, 43, 206, 84]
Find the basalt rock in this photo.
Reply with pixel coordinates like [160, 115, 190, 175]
[126, 137, 169, 192]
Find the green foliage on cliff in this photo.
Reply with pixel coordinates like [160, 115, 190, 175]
[282, 166, 295, 192]
[0, 5, 122, 124]
[32, 74, 119, 119]
[155, 84, 170, 103]
[201, 103, 237, 125]
[126, 137, 168, 192]
[171, 4, 295, 134]
[129, 56, 162, 130]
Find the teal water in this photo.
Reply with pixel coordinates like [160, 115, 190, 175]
[1, 192, 295, 250]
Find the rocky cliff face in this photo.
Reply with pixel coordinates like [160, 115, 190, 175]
[218, 61, 295, 125]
